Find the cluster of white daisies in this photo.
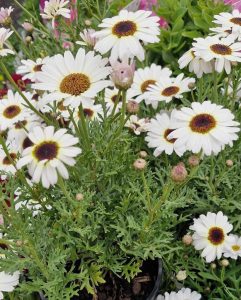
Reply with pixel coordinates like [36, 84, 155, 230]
[179, 9, 241, 76]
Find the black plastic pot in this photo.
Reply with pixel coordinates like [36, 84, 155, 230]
[39, 259, 163, 300]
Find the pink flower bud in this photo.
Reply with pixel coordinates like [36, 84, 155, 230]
[110, 58, 135, 90]
[133, 158, 147, 170]
[127, 100, 139, 114]
[22, 22, 34, 32]
[0, 6, 13, 27]
[182, 234, 193, 245]
[171, 163, 188, 182]
[226, 159, 233, 167]
[188, 155, 200, 167]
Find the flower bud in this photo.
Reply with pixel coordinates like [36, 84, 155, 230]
[25, 36, 32, 43]
[84, 19, 92, 26]
[182, 234, 193, 245]
[220, 259, 229, 267]
[188, 155, 200, 167]
[76, 193, 84, 201]
[110, 58, 135, 90]
[226, 159, 233, 167]
[171, 163, 187, 182]
[210, 263, 216, 270]
[127, 100, 139, 114]
[188, 82, 195, 89]
[22, 22, 34, 32]
[133, 158, 146, 170]
[176, 270, 187, 281]
[139, 151, 148, 158]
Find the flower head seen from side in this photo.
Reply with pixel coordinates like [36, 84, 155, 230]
[0, 6, 14, 26]
[0, 90, 33, 131]
[189, 211, 233, 262]
[128, 63, 172, 106]
[145, 74, 195, 108]
[145, 112, 185, 157]
[178, 48, 214, 78]
[0, 28, 14, 57]
[223, 234, 241, 259]
[41, 0, 71, 28]
[125, 115, 149, 135]
[0, 271, 20, 300]
[94, 10, 160, 61]
[76, 29, 97, 48]
[169, 101, 240, 156]
[193, 35, 241, 74]
[16, 57, 49, 82]
[110, 57, 135, 90]
[17, 126, 82, 188]
[157, 288, 202, 300]
[213, 9, 241, 35]
[32, 49, 111, 108]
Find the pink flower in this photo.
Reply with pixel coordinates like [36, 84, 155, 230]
[139, 0, 168, 28]
[224, 0, 241, 11]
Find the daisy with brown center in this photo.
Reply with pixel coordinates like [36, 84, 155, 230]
[0, 90, 33, 131]
[178, 48, 214, 78]
[41, 0, 71, 28]
[16, 57, 49, 82]
[17, 126, 82, 188]
[32, 49, 111, 108]
[128, 63, 172, 107]
[145, 112, 185, 157]
[0, 141, 19, 180]
[0, 28, 14, 57]
[189, 211, 233, 263]
[213, 10, 241, 36]
[145, 73, 195, 108]
[168, 101, 240, 156]
[93, 10, 160, 61]
[223, 235, 241, 259]
[193, 35, 241, 74]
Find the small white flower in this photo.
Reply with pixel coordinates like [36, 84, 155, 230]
[145, 74, 195, 108]
[145, 111, 185, 157]
[169, 101, 240, 156]
[76, 29, 97, 47]
[93, 10, 160, 61]
[223, 234, 241, 259]
[125, 115, 149, 135]
[190, 211, 233, 263]
[178, 48, 214, 78]
[41, 0, 71, 28]
[0, 90, 33, 131]
[17, 126, 82, 188]
[16, 57, 49, 82]
[157, 288, 201, 300]
[0, 28, 14, 57]
[193, 35, 241, 74]
[32, 49, 111, 108]
[0, 271, 20, 300]
[128, 63, 172, 106]
[213, 10, 241, 36]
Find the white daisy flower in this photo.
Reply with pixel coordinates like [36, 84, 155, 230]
[0, 141, 19, 180]
[145, 74, 195, 108]
[125, 115, 149, 135]
[0, 90, 33, 131]
[178, 48, 214, 78]
[157, 288, 201, 300]
[193, 35, 241, 74]
[223, 234, 241, 259]
[0, 28, 14, 57]
[32, 49, 111, 108]
[41, 0, 71, 28]
[209, 26, 239, 39]
[104, 87, 126, 114]
[76, 29, 97, 47]
[145, 112, 185, 157]
[189, 211, 233, 263]
[69, 102, 103, 131]
[16, 57, 49, 82]
[93, 10, 160, 61]
[213, 10, 241, 35]
[17, 126, 82, 188]
[128, 63, 172, 106]
[0, 271, 20, 300]
[0, 6, 14, 26]
[168, 101, 240, 156]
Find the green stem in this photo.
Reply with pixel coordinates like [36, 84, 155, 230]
[141, 171, 151, 213]
[10, 25, 31, 58]
[78, 104, 91, 150]
[110, 89, 122, 118]
[0, 61, 51, 125]
[121, 90, 127, 126]
[58, 176, 73, 203]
